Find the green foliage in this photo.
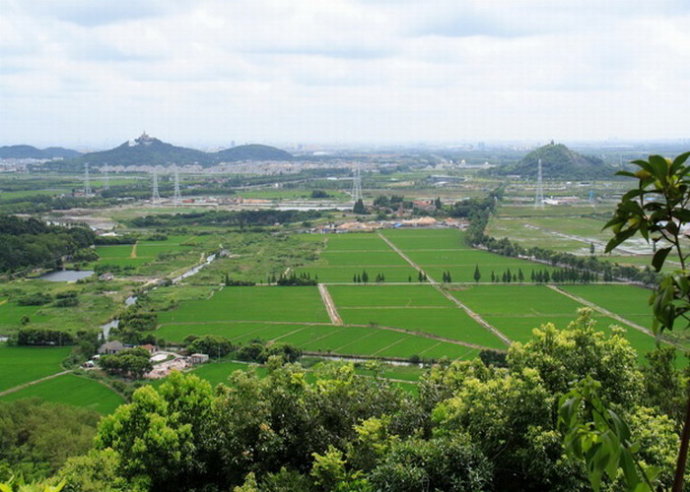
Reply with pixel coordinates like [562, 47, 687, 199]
[603, 151, 690, 492]
[353, 199, 367, 215]
[16, 293, 52, 306]
[187, 335, 233, 358]
[98, 348, 152, 379]
[0, 399, 99, 482]
[559, 378, 659, 491]
[0, 215, 95, 273]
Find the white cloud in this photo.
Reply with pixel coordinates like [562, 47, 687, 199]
[0, 0, 688, 146]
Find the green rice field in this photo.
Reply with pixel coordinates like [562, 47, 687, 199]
[1, 374, 124, 414]
[158, 286, 330, 324]
[0, 345, 71, 391]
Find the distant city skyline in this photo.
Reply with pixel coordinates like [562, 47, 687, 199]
[1, 0, 689, 147]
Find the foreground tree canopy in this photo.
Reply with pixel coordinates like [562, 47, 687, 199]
[6, 310, 682, 492]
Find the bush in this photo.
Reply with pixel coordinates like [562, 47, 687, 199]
[16, 292, 52, 306]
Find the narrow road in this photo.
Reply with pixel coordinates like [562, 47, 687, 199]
[547, 284, 654, 337]
[0, 370, 73, 397]
[318, 284, 343, 325]
[130, 241, 138, 259]
[378, 232, 512, 347]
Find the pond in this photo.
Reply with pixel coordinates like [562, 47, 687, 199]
[39, 270, 94, 282]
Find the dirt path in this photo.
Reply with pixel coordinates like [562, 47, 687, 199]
[130, 241, 138, 259]
[318, 284, 343, 325]
[0, 370, 73, 397]
[547, 284, 655, 337]
[378, 232, 512, 347]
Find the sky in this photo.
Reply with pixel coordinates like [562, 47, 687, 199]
[1, 0, 689, 149]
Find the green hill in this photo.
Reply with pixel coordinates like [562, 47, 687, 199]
[214, 144, 292, 162]
[70, 133, 212, 167]
[41, 136, 293, 170]
[0, 145, 80, 160]
[499, 143, 615, 179]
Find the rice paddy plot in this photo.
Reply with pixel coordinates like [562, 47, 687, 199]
[380, 228, 469, 250]
[451, 285, 596, 343]
[155, 321, 329, 345]
[329, 285, 452, 307]
[402, 249, 553, 283]
[190, 360, 267, 387]
[320, 251, 408, 266]
[323, 233, 391, 251]
[157, 286, 330, 325]
[0, 302, 47, 331]
[328, 285, 506, 349]
[451, 285, 662, 356]
[559, 284, 654, 329]
[0, 374, 124, 415]
[0, 345, 70, 391]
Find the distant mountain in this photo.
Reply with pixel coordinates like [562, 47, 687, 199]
[44, 135, 294, 169]
[70, 133, 211, 167]
[0, 145, 80, 160]
[498, 143, 615, 179]
[214, 144, 292, 162]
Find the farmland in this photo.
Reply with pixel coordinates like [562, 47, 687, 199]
[151, 227, 672, 363]
[0, 373, 124, 415]
[0, 345, 70, 391]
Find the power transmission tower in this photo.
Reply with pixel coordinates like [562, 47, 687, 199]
[151, 169, 160, 203]
[103, 163, 110, 190]
[351, 163, 363, 202]
[84, 162, 91, 196]
[173, 165, 181, 206]
[534, 158, 544, 209]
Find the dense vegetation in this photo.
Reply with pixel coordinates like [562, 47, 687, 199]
[19, 310, 688, 491]
[0, 399, 99, 482]
[129, 210, 323, 228]
[0, 215, 95, 273]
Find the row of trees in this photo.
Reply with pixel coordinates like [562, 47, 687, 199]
[32, 310, 688, 491]
[130, 210, 323, 229]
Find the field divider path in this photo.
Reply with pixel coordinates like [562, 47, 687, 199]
[547, 285, 655, 338]
[318, 284, 343, 325]
[130, 241, 138, 259]
[0, 369, 73, 397]
[377, 232, 512, 347]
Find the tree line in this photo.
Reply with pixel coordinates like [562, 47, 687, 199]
[0, 215, 95, 274]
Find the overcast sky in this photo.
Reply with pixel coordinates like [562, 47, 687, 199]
[1, 0, 689, 149]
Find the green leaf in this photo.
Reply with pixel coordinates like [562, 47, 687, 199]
[651, 247, 672, 272]
[672, 151, 690, 169]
